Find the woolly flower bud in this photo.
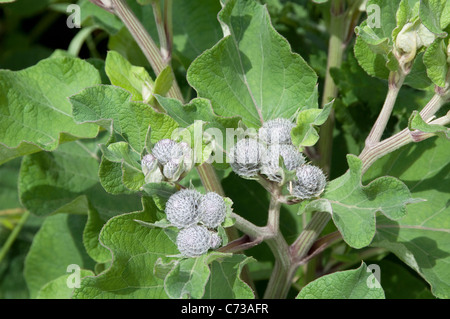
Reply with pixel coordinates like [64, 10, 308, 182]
[162, 160, 181, 180]
[209, 231, 222, 250]
[141, 154, 158, 176]
[176, 225, 212, 257]
[165, 189, 202, 228]
[141, 153, 163, 183]
[178, 141, 194, 171]
[258, 118, 295, 145]
[151, 139, 183, 165]
[198, 192, 226, 228]
[229, 138, 265, 177]
[291, 164, 327, 199]
[260, 144, 305, 182]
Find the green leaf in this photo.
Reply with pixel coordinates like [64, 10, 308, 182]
[354, 0, 402, 79]
[70, 85, 179, 152]
[147, 66, 174, 106]
[353, 36, 390, 79]
[18, 138, 141, 218]
[419, 0, 449, 37]
[155, 96, 240, 130]
[78, 0, 122, 34]
[364, 137, 450, 298]
[296, 262, 385, 299]
[24, 214, 95, 298]
[104, 50, 153, 102]
[202, 254, 255, 299]
[140, 182, 178, 199]
[36, 269, 94, 299]
[423, 39, 449, 87]
[291, 100, 333, 148]
[408, 110, 450, 139]
[171, 0, 223, 69]
[0, 57, 101, 164]
[304, 154, 418, 249]
[163, 252, 228, 299]
[187, 0, 317, 128]
[73, 198, 180, 298]
[18, 138, 143, 264]
[0, 158, 21, 209]
[99, 141, 145, 191]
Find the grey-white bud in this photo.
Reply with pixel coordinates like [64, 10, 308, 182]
[198, 192, 226, 228]
[260, 144, 305, 182]
[290, 164, 327, 199]
[176, 225, 212, 257]
[209, 231, 222, 250]
[258, 118, 295, 145]
[151, 139, 183, 165]
[165, 189, 202, 228]
[229, 138, 265, 177]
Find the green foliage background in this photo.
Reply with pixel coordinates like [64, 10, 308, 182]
[0, 0, 448, 299]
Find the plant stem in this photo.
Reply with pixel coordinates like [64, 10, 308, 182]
[419, 92, 447, 121]
[163, 0, 173, 63]
[364, 70, 406, 148]
[262, 189, 292, 299]
[359, 91, 449, 174]
[290, 211, 331, 262]
[0, 210, 30, 264]
[317, 0, 350, 175]
[151, 0, 170, 63]
[100, 0, 183, 101]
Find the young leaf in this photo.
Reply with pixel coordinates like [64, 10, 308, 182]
[365, 137, 450, 298]
[291, 101, 333, 148]
[0, 57, 100, 164]
[104, 50, 154, 102]
[408, 111, 450, 139]
[187, 0, 317, 128]
[70, 85, 179, 152]
[423, 39, 449, 87]
[296, 262, 385, 299]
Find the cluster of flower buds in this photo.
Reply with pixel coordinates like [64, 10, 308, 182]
[165, 189, 228, 257]
[141, 139, 193, 183]
[229, 118, 327, 199]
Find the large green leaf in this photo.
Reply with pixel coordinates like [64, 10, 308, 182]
[18, 138, 143, 264]
[36, 269, 95, 299]
[0, 57, 101, 164]
[171, 0, 223, 69]
[24, 213, 95, 298]
[296, 262, 385, 299]
[18, 137, 141, 218]
[302, 155, 418, 249]
[364, 137, 450, 299]
[72, 198, 179, 298]
[187, 0, 317, 128]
